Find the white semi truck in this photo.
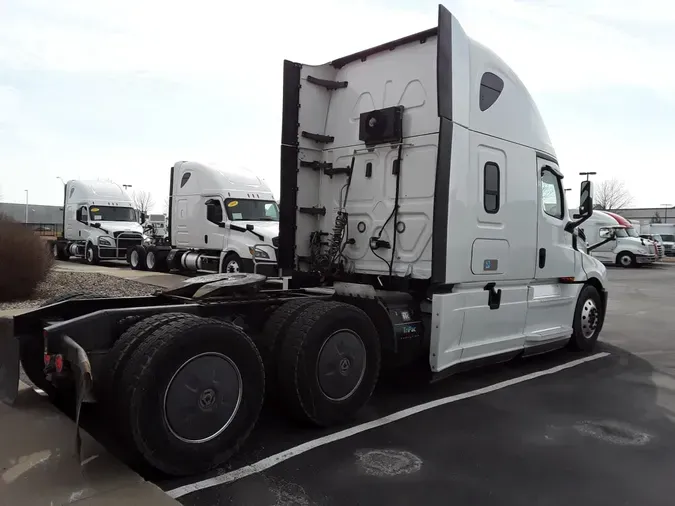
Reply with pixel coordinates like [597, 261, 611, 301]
[144, 213, 168, 239]
[51, 180, 145, 264]
[6, 6, 608, 477]
[642, 223, 675, 256]
[580, 210, 657, 267]
[126, 161, 280, 275]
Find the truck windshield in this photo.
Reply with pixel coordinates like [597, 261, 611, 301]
[224, 199, 279, 221]
[652, 235, 663, 242]
[613, 228, 628, 238]
[661, 234, 675, 242]
[89, 206, 137, 222]
[625, 228, 639, 238]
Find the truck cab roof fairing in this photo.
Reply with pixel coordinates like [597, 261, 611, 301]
[278, 4, 557, 280]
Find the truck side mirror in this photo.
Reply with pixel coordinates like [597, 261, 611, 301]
[577, 180, 594, 218]
[218, 222, 226, 228]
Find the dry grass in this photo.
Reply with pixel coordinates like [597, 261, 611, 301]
[0, 214, 53, 302]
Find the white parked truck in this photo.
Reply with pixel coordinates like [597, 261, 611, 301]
[144, 213, 168, 239]
[6, 6, 608, 478]
[51, 180, 145, 264]
[642, 223, 675, 256]
[126, 161, 280, 275]
[580, 210, 657, 267]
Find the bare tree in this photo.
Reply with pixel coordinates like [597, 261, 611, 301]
[593, 178, 633, 211]
[131, 190, 155, 217]
[651, 212, 662, 224]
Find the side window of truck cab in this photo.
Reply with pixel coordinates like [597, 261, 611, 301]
[540, 168, 564, 219]
[205, 199, 224, 225]
[76, 206, 88, 224]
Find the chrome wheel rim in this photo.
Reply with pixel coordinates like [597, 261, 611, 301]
[86, 248, 93, 262]
[130, 250, 139, 267]
[163, 352, 243, 444]
[226, 260, 240, 273]
[52, 244, 58, 258]
[581, 299, 599, 339]
[146, 252, 155, 270]
[620, 255, 632, 266]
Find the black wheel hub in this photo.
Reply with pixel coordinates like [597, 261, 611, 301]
[317, 330, 366, 401]
[164, 353, 242, 443]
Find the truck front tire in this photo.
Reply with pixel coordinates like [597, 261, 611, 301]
[85, 243, 100, 265]
[568, 284, 603, 351]
[277, 301, 381, 427]
[221, 253, 244, 273]
[117, 316, 265, 476]
[616, 252, 635, 268]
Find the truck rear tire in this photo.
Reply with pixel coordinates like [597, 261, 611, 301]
[145, 248, 158, 271]
[52, 242, 69, 261]
[85, 243, 100, 265]
[98, 312, 198, 424]
[259, 299, 322, 398]
[117, 316, 265, 476]
[128, 246, 147, 270]
[144, 247, 169, 272]
[568, 284, 603, 351]
[277, 301, 381, 427]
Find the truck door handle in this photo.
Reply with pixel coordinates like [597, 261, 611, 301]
[204, 235, 208, 244]
[539, 248, 546, 268]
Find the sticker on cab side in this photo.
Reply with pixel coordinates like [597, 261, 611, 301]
[227, 201, 239, 208]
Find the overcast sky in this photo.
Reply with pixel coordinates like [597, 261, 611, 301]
[0, 0, 673, 212]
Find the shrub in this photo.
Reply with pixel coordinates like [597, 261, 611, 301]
[0, 214, 53, 302]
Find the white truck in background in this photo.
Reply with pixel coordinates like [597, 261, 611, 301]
[127, 161, 280, 275]
[642, 223, 675, 256]
[579, 210, 657, 267]
[144, 213, 168, 239]
[51, 180, 145, 264]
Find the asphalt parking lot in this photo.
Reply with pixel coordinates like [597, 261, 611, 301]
[108, 264, 672, 506]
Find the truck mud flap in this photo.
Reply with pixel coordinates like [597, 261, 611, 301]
[62, 335, 95, 462]
[0, 317, 19, 406]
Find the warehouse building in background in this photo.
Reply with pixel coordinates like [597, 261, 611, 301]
[614, 206, 675, 226]
[0, 202, 64, 236]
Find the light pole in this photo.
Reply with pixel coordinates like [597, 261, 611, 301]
[579, 171, 597, 181]
[122, 184, 133, 190]
[24, 190, 28, 224]
[56, 176, 66, 186]
[662, 204, 671, 223]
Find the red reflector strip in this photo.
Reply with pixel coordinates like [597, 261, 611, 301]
[55, 355, 64, 373]
[43, 354, 51, 366]
[560, 277, 575, 283]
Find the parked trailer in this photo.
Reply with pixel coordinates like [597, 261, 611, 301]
[50, 180, 145, 264]
[126, 162, 279, 276]
[1, 5, 608, 477]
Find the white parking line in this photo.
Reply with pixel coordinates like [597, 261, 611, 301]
[167, 352, 610, 499]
